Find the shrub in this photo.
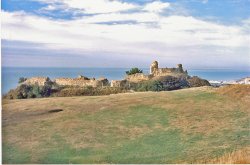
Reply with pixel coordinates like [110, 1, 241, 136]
[149, 80, 164, 91]
[136, 80, 164, 92]
[53, 86, 127, 97]
[40, 81, 55, 97]
[4, 84, 32, 99]
[4, 81, 57, 99]
[31, 84, 42, 98]
[126, 68, 143, 75]
[18, 77, 27, 84]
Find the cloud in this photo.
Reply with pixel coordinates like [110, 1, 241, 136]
[65, 0, 137, 14]
[78, 12, 160, 24]
[2, 10, 248, 48]
[143, 1, 170, 13]
[36, 0, 138, 14]
[1, 0, 250, 68]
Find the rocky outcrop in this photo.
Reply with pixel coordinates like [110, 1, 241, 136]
[153, 76, 190, 90]
[187, 76, 211, 87]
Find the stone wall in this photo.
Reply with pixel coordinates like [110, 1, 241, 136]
[111, 80, 128, 88]
[152, 68, 186, 77]
[23, 77, 50, 86]
[54, 77, 109, 87]
[150, 61, 188, 77]
[125, 73, 153, 83]
[23, 76, 109, 88]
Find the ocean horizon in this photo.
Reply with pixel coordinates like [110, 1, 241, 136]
[2, 67, 250, 94]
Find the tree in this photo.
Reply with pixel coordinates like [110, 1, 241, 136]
[126, 68, 143, 75]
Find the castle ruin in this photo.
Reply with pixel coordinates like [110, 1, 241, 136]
[150, 61, 187, 76]
[21, 61, 188, 88]
[125, 61, 188, 83]
[111, 61, 188, 87]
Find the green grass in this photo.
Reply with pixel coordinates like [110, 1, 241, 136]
[2, 86, 250, 163]
[2, 144, 31, 164]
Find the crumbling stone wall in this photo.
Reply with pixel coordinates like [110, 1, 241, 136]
[111, 80, 129, 88]
[23, 77, 51, 86]
[55, 77, 109, 87]
[125, 73, 153, 83]
[150, 61, 188, 77]
[23, 76, 109, 88]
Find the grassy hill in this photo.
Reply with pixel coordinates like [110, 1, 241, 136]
[2, 85, 250, 163]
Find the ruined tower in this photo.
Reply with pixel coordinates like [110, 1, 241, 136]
[177, 64, 184, 73]
[150, 61, 158, 74]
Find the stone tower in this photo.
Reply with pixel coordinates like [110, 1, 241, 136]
[150, 61, 158, 74]
[177, 64, 184, 73]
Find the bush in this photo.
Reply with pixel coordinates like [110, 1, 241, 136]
[4, 82, 128, 99]
[53, 86, 127, 97]
[30, 85, 42, 98]
[4, 81, 57, 99]
[136, 80, 164, 92]
[18, 77, 27, 84]
[126, 68, 143, 75]
[149, 81, 164, 91]
[4, 84, 32, 99]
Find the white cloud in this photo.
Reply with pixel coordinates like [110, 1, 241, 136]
[36, 0, 138, 14]
[66, 0, 137, 14]
[78, 12, 160, 24]
[143, 1, 170, 13]
[2, 0, 250, 68]
[2, 10, 249, 48]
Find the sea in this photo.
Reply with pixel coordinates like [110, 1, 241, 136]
[2, 67, 250, 94]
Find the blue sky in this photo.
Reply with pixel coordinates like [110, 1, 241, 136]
[1, 0, 250, 69]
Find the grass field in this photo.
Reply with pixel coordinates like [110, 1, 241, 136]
[2, 85, 250, 163]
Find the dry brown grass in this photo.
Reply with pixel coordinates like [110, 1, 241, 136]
[211, 147, 250, 164]
[216, 84, 250, 99]
[2, 86, 250, 163]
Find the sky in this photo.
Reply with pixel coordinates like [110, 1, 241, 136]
[1, 0, 250, 69]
